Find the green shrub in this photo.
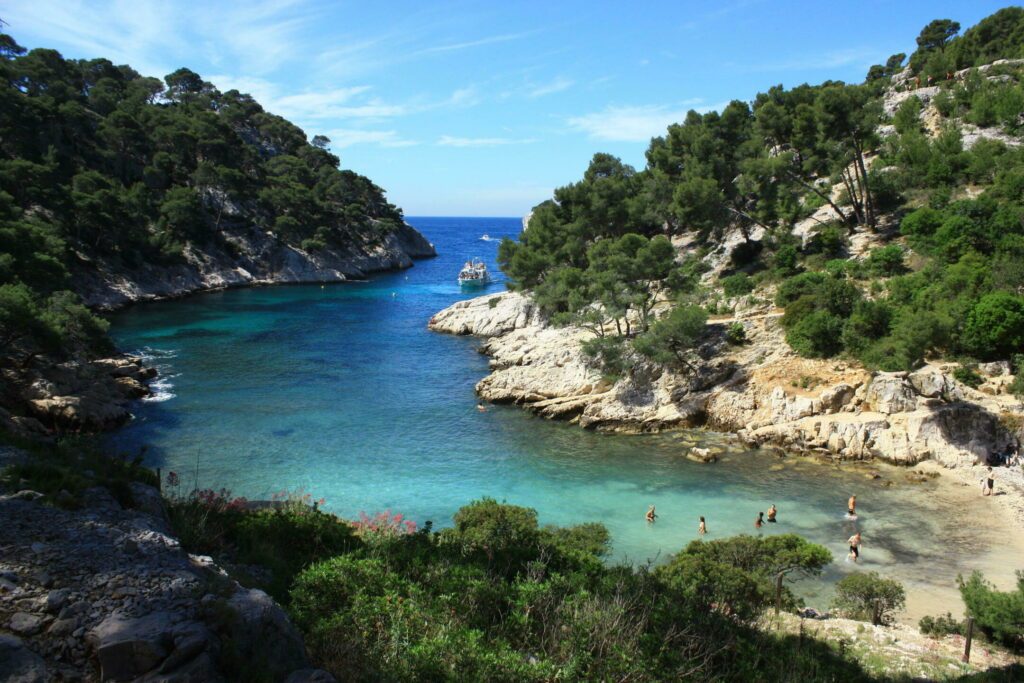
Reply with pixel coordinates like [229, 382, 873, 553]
[842, 300, 892, 354]
[962, 292, 1024, 360]
[832, 572, 906, 625]
[726, 322, 747, 345]
[953, 364, 984, 388]
[776, 272, 827, 307]
[918, 612, 966, 638]
[786, 310, 845, 358]
[580, 335, 631, 378]
[721, 273, 754, 298]
[959, 570, 1024, 649]
[866, 245, 906, 277]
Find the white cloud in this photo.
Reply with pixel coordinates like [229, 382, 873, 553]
[567, 102, 716, 142]
[437, 135, 537, 147]
[527, 77, 574, 98]
[418, 31, 534, 55]
[739, 47, 881, 73]
[325, 129, 418, 149]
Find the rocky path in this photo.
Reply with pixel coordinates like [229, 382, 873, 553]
[0, 481, 331, 682]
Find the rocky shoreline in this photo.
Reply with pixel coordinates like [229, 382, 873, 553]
[1, 222, 436, 440]
[75, 221, 436, 311]
[0, 460, 333, 683]
[429, 292, 1024, 518]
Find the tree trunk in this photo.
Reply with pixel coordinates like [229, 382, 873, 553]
[853, 140, 876, 229]
[784, 170, 850, 226]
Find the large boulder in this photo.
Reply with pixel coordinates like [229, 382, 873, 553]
[864, 373, 918, 414]
[87, 612, 177, 681]
[0, 635, 47, 683]
[908, 368, 961, 401]
[223, 588, 309, 679]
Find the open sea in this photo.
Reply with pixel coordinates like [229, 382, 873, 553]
[105, 216, 1000, 613]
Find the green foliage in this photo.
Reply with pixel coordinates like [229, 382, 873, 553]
[0, 437, 157, 509]
[168, 494, 358, 603]
[580, 335, 632, 377]
[726, 321, 747, 345]
[865, 245, 906, 277]
[953, 364, 984, 388]
[282, 499, 866, 682]
[721, 272, 754, 297]
[959, 570, 1024, 648]
[918, 612, 966, 638]
[633, 305, 708, 372]
[832, 572, 906, 625]
[962, 292, 1024, 360]
[787, 310, 846, 358]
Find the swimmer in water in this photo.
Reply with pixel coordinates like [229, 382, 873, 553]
[646, 505, 657, 523]
[848, 494, 857, 517]
[698, 516, 707, 535]
[848, 531, 862, 562]
[476, 403, 487, 412]
[767, 504, 777, 523]
[755, 511, 764, 529]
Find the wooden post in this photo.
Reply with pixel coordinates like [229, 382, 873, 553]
[962, 617, 974, 663]
[156, 467, 162, 492]
[775, 572, 784, 616]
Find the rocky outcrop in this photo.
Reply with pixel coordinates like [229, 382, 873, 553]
[429, 293, 1023, 466]
[74, 221, 435, 310]
[1, 355, 155, 438]
[0, 480, 331, 682]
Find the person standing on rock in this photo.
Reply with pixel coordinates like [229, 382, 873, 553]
[848, 531, 862, 562]
[982, 467, 995, 496]
[646, 505, 658, 523]
[698, 516, 707, 535]
[847, 494, 857, 518]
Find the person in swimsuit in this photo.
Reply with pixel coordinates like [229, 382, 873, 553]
[755, 511, 764, 529]
[848, 531, 861, 562]
[767, 504, 777, 523]
[848, 494, 857, 517]
[646, 505, 657, 522]
[698, 516, 707, 535]
[983, 467, 995, 496]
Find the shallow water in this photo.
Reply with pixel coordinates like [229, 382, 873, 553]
[105, 217, 1014, 616]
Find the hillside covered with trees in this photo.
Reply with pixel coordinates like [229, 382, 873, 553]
[0, 29, 432, 434]
[499, 7, 1024, 389]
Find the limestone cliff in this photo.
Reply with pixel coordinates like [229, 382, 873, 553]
[429, 292, 1023, 467]
[75, 220, 435, 310]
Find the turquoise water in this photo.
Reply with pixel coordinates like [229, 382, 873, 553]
[106, 217, 984, 608]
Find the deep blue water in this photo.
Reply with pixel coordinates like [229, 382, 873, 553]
[106, 217, 978, 608]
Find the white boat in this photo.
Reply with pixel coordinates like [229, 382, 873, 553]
[480, 233, 491, 241]
[458, 258, 490, 287]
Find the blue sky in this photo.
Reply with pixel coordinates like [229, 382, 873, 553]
[3, 1, 1013, 216]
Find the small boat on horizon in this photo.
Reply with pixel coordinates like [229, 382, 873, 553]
[458, 258, 490, 287]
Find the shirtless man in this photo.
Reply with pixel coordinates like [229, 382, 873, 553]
[646, 505, 658, 523]
[983, 467, 995, 496]
[767, 504, 777, 523]
[848, 531, 862, 562]
[847, 494, 857, 517]
[755, 511, 764, 529]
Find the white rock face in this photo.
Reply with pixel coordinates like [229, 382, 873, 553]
[428, 292, 539, 336]
[430, 293, 1024, 466]
[74, 222, 436, 310]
